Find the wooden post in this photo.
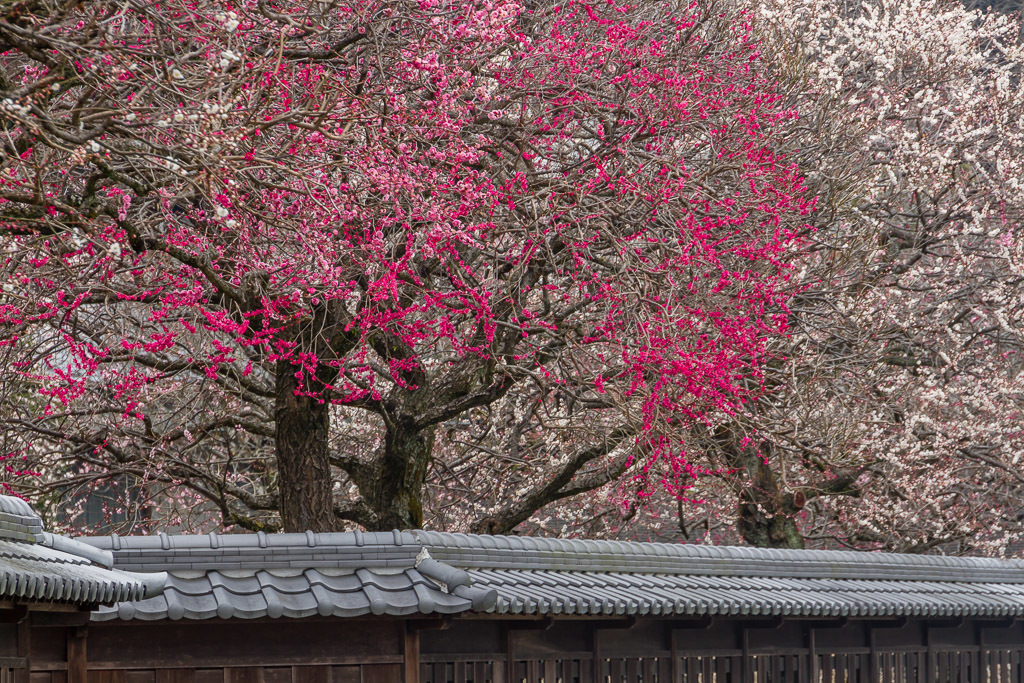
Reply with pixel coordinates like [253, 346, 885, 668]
[670, 625, 680, 683]
[741, 627, 751, 683]
[926, 626, 935, 683]
[505, 624, 515, 683]
[807, 627, 818, 683]
[404, 622, 420, 683]
[15, 611, 29, 683]
[67, 625, 87, 683]
[869, 625, 878, 683]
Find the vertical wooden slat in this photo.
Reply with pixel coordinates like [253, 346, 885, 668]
[609, 660, 622, 683]
[658, 657, 672, 683]
[454, 662, 468, 683]
[492, 658, 506, 683]
[625, 660, 638, 683]
[716, 658, 728, 683]
[579, 659, 592, 683]
[642, 659, 654, 683]
[822, 654, 833, 683]
[543, 661, 556, 683]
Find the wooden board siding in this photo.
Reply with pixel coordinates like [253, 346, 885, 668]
[24, 617, 1024, 683]
[29, 669, 389, 683]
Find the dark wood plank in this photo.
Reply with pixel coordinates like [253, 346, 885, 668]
[223, 669, 261, 683]
[88, 674, 126, 683]
[332, 668, 360, 683]
[29, 675, 50, 683]
[289, 667, 327, 683]
[192, 672, 222, 683]
[156, 673, 194, 683]
[260, 670, 289, 683]
[361, 665, 402, 683]
[126, 674, 156, 683]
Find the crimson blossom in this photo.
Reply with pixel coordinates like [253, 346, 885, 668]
[0, 0, 815, 533]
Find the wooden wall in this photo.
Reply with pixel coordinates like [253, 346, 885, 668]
[27, 665, 401, 683]
[20, 617, 1024, 683]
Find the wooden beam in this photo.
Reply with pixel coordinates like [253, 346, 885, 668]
[30, 610, 92, 627]
[864, 617, 909, 630]
[67, 625, 88, 683]
[505, 618, 554, 631]
[808, 618, 849, 630]
[667, 616, 714, 630]
[403, 623, 420, 683]
[405, 617, 450, 632]
[0, 605, 27, 623]
[592, 617, 637, 631]
[740, 617, 785, 630]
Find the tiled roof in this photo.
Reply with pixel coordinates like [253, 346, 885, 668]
[410, 532, 1024, 618]
[0, 495, 165, 605]
[80, 531, 495, 621]
[78, 529, 1024, 622]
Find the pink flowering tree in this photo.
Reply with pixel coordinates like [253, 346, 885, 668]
[479, 0, 1024, 554]
[0, 0, 815, 532]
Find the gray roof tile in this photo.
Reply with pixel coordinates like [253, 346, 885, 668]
[79, 528, 1024, 622]
[0, 495, 164, 606]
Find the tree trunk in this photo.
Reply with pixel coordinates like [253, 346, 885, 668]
[367, 418, 434, 531]
[715, 429, 805, 549]
[737, 497, 805, 549]
[274, 360, 338, 532]
[735, 442, 805, 549]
